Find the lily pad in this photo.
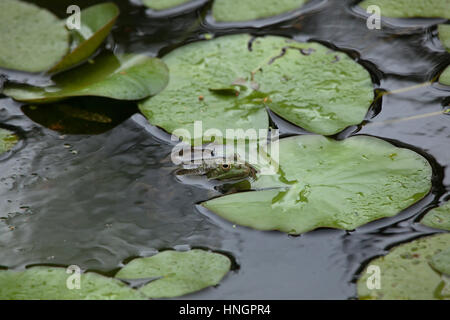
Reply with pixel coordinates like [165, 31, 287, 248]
[440, 67, 450, 85]
[142, 0, 193, 11]
[3, 53, 169, 104]
[430, 249, 450, 276]
[0, 128, 18, 155]
[438, 24, 450, 52]
[139, 34, 374, 144]
[358, 0, 450, 19]
[202, 135, 432, 235]
[115, 249, 231, 298]
[212, 0, 308, 22]
[0, 266, 146, 300]
[357, 233, 450, 300]
[49, 3, 120, 73]
[0, 0, 69, 73]
[438, 25, 450, 85]
[421, 202, 450, 231]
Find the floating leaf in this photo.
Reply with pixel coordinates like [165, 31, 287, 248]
[357, 234, 450, 300]
[3, 53, 169, 104]
[0, 0, 69, 73]
[139, 34, 374, 144]
[358, 0, 450, 19]
[115, 250, 231, 298]
[49, 3, 120, 73]
[440, 66, 450, 85]
[421, 202, 450, 231]
[438, 25, 450, 85]
[142, 0, 193, 11]
[22, 97, 137, 135]
[212, 0, 308, 22]
[202, 135, 432, 235]
[430, 249, 450, 276]
[0, 267, 146, 300]
[0, 128, 18, 155]
[438, 24, 450, 52]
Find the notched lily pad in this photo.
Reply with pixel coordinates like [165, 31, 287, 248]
[212, 0, 309, 22]
[0, 128, 19, 155]
[358, 0, 450, 19]
[115, 249, 231, 298]
[0, 0, 69, 73]
[3, 53, 169, 103]
[357, 234, 450, 300]
[202, 135, 432, 235]
[0, 266, 146, 300]
[139, 34, 374, 144]
[50, 3, 120, 73]
[421, 202, 450, 231]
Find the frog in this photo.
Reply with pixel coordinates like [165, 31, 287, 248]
[176, 157, 257, 182]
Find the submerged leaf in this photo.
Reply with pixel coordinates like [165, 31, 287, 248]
[142, 0, 193, 10]
[358, 0, 450, 19]
[139, 34, 374, 144]
[115, 250, 231, 298]
[22, 97, 137, 135]
[212, 0, 308, 22]
[3, 53, 169, 103]
[0, 128, 18, 155]
[0, 0, 69, 73]
[0, 267, 146, 300]
[50, 3, 120, 73]
[357, 234, 450, 300]
[421, 202, 450, 231]
[202, 135, 432, 234]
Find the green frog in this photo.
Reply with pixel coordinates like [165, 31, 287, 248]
[176, 157, 257, 182]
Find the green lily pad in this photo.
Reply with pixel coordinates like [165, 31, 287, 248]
[212, 0, 308, 22]
[3, 53, 169, 104]
[49, 3, 119, 73]
[139, 34, 374, 144]
[0, 266, 146, 300]
[438, 25, 450, 85]
[0, 0, 69, 73]
[421, 202, 450, 231]
[0, 128, 18, 155]
[440, 67, 450, 85]
[358, 0, 450, 19]
[115, 250, 231, 298]
[142, 0, 193, 11]
[438, 25, 450, 52]
[202, 135, 432, 235]
[430, 249, 450, 276]
[357, 233, 450, 300]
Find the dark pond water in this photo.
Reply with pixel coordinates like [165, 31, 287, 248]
[0, 0, 449, 299]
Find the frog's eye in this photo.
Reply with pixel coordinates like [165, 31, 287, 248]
[221, 164, 231, 171]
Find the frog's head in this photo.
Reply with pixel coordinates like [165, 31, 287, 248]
[205, 162, 257, 181]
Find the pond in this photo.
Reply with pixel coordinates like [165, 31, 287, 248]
[0, 0, 449, 299]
